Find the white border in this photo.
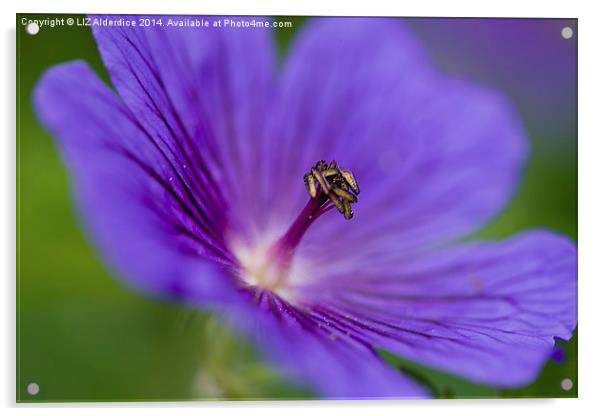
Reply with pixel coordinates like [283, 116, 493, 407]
[3, 0, 600, 415]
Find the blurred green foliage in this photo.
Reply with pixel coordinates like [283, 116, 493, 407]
[17, 15, 576, 401]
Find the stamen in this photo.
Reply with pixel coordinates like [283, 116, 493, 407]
[311, 167, 331, 194]
[306, 160, 360, 220]
[304, 173, 318, 198]
[275, 160, 360, 255]
[237, 160, 360, 294]
[340, 169, 360, 194]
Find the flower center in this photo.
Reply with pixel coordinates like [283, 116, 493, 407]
[235, 160, 360, 296]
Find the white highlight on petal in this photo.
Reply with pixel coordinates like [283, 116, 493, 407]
[231, 233, 309, 302]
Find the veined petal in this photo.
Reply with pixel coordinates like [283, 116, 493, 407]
[90, 14, 277, 240]
[221, 291, 429, 398]
[298, 230, 576, 387]
[34, 62, 236, 299]
[263, 17, 527, 259]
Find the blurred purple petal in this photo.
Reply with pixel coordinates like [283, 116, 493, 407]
[33, 62, 237, 300]
[408, 18, 577, 142]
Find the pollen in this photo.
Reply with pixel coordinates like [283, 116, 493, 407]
[303, 160, 360, 220]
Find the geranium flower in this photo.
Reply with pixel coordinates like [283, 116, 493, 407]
[34, 16, 577, 398]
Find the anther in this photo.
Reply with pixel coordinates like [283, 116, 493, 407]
[303, 160, 360, 220]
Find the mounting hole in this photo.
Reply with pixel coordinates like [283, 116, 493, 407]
[27, 382, 40, 396]
[561, 378, 573, 391]
[561, 26, 574, 39]
[25, 22, 40, 35]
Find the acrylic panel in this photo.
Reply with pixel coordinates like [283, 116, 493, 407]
[16, 14, 577, 401]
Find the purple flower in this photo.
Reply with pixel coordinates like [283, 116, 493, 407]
[34, 16, 576, 399]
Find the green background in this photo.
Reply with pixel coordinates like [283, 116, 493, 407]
[17, 15, 577, 401]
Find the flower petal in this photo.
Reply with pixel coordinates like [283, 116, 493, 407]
[90, 15, 277, 239]
[220, 291, 429, 398]
[299, 230, 576, 387]
[263, 17, 527, 257]
[34, 61, 236, 299]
